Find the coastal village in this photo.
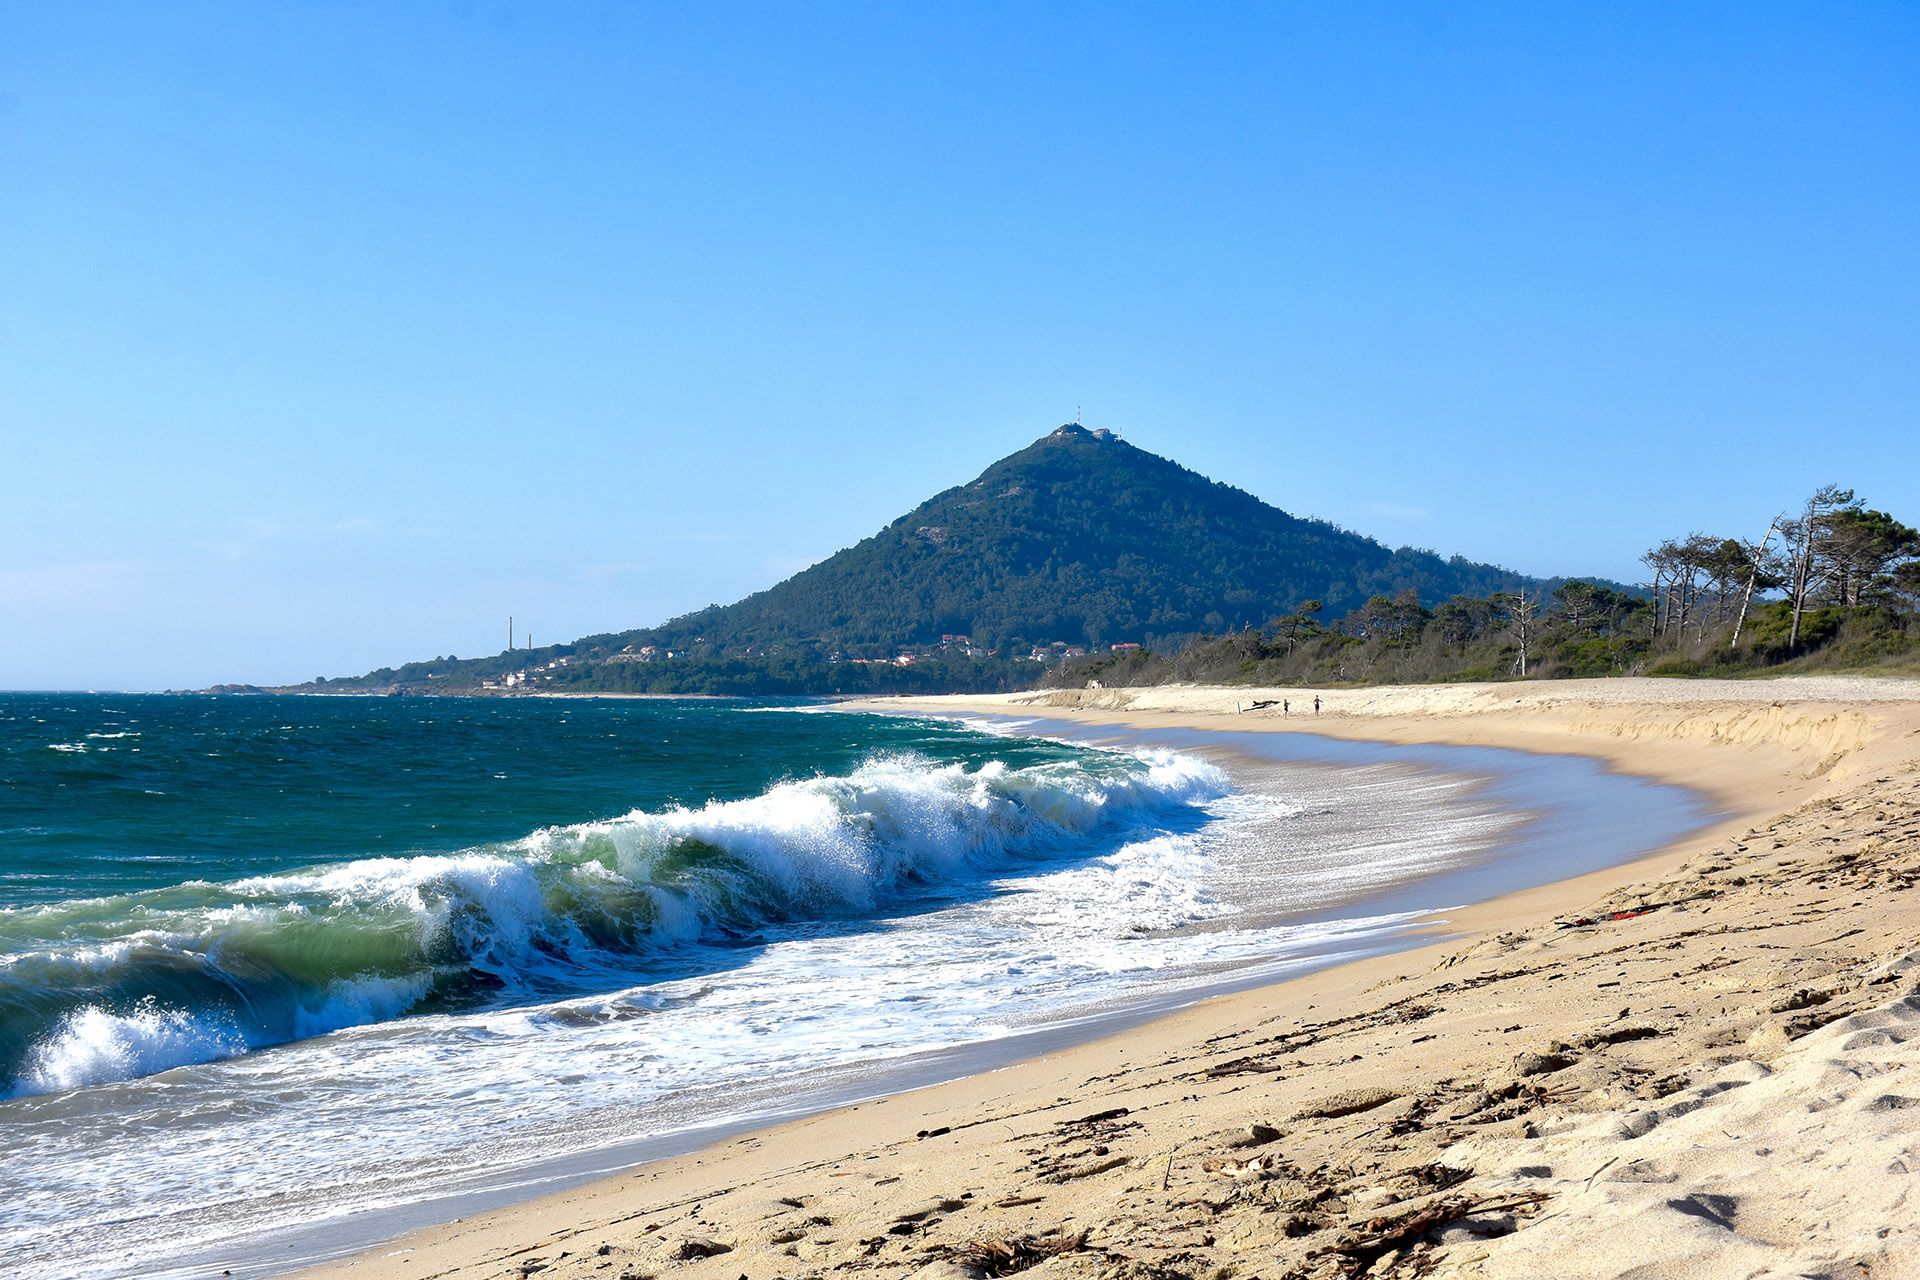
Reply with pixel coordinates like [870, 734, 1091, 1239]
[475, 636, 1145, 692]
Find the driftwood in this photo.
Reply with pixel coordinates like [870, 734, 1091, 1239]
[945, 1229, 1090, 1275]
[1059, 1106, 1130, 1127]
[1317, 1190, 1549, 1275]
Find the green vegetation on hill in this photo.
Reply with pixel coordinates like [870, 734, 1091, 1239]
[1053, 487, 1920, 691]
[633, 424, 1538, 656]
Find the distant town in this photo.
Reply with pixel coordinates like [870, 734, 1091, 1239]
[475, 635, 1144, 692]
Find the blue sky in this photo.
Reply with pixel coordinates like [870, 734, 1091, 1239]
[2, 2, 1916, 689]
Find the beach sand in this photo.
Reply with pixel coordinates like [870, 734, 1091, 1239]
[296, 676, 1920, 1280]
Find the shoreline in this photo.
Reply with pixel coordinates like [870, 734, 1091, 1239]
[918, 710, 1714, 939]
[210, 709, 1697, 1278]
[295, 676, 1920, 1280]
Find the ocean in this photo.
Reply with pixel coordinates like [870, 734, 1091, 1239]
[0, 693, 1707, 1279]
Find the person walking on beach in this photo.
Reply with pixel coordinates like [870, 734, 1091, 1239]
[1313, 695, 1321, 715]
[1282, 699, 1290, 716]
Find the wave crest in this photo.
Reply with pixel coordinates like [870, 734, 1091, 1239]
[1, 749, 1224, 1096]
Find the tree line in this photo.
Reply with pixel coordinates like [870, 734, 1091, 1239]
[1046, 486, 1920, 690]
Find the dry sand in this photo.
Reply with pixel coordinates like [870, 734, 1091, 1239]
[298, 676, 1920, 1280]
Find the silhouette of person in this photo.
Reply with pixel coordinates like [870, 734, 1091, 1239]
[1313, 695, 1322, 715]
[1282, 699, 1290, 716]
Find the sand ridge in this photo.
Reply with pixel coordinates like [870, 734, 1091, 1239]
[295, 677, 1920, 1280]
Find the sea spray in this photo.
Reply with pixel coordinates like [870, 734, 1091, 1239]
[19, 1000, 249, 1094]
[1, 749, 1224, 1096]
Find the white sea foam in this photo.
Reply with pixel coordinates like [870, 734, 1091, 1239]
[538, 749, 1226, 914]
[20, 1000, 249, 1094]
[209, 750, 1227, 971]
[1, 750, 1227, 1100]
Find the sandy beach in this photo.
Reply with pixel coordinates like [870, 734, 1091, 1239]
[297, 676, 1920, 1280]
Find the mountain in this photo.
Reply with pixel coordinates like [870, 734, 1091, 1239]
[634, 424, 1533, 650]
[301, 424, 1545, 695]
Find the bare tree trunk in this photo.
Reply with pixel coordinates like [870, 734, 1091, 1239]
[1511, 591, 1537, 677]
[1789, 517, 1815, 652]
[1787, 486, 1854, 652]
[1731, 521, 1778, 647]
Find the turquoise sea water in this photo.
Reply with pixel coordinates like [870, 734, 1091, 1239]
[0, 694, 1171, 1094]
[2, 693, 1082, 902]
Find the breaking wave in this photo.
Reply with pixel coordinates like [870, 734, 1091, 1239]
[0, 749, 1225, 1096]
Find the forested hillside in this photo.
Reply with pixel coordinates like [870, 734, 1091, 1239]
[636, 424, 1536, 654]
[1056, 485, 1920, 690]
[292, 424, 1551, 695]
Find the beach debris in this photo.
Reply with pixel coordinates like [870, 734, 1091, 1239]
[1204, 1053, 1288, 1078]
[888, 1200, 965, 1233]
[1405, 1162, 1474, 1193]
[846, 1234, 891, 1259]
[1314, 1191, 1548, 1275]
[1559, 889, 1725, 930]
[1293, 1087, 1399, 1120]
[1770, 987, 1832, 1013]
[1060, 1106, 1131, 1127]
[669, 1236, 732, 1260]
[1203, 1153, 1280, 1180]
[1560, 907, 1659, 927]
[942, 1228, 1089, 1276]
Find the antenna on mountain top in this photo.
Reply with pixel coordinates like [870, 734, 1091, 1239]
[1075, 405, 1082, 424]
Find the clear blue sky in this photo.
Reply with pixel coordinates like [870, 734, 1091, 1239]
[3, 2, 1915, 690]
